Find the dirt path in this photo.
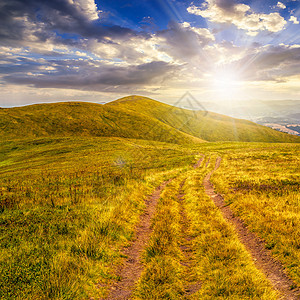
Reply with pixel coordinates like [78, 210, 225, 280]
[105, 180, 170, 300]
[177, 180, 202, 298]
[105, 157, 205, 299]
[204, 157, 300, 300]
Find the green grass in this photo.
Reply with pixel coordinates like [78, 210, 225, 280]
[134, 156, 278, 299]
[108, 95, 300, 143]
[0, 138, 299, 298]
[1, 97, 300, 299]
[1, 96, 299, 143]
[0, 101, 203, 144]
[134, 177, 185, 299]
[184, 157, 277, 299]
[211, 143, 300, 286]
[0, 137, 196, 299]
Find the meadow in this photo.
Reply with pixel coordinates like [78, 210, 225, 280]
[0, 97, 299, 299]
[134, 155, 277, 299]
[212, 143, 300, 287]
[0, 137, 299, 299]
[0, 137, 196, 299]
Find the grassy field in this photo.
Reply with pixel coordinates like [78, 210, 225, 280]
[0, 136, 299, 299]
[134, 157, 277, 299]
[0, 98, 299, 299]
[211, 143, 300, 287]
[0, 137, 196, 299]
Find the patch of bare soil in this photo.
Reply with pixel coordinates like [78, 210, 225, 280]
[204, 157, 300, 300]
[105, 180, 171, 300]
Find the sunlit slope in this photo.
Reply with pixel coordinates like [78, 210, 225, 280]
[1, 96, 300, 143]
[108, 95, 300, 143]
[0, 102, 203, 144]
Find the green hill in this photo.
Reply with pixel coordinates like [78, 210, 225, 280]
[107, 95, 300, 143]
[1, 95, 299, 143]
[0, 101, 202, 144]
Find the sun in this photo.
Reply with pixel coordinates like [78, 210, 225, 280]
[212, 69, 242, 101]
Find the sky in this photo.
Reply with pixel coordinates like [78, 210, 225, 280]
[0, 0, 300, 107]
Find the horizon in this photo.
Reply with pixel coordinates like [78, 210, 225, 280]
[1, 95, 300, 109]
[1, 94, 300, 109]
[1, 0, 300, 106]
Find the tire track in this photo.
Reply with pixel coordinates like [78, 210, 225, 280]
[204, 157, 300, 300]
[105, 180, 171, 300]
[105, 157, 205, 299]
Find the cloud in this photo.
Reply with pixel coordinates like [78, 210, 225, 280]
[0, 0, 217, 93]
[70, 0, 100, 21]
[4, 27, 300, 94]
[155, 21, 215, 61]
[277, 2, 286, 9]
[289, 16, 299, 24]
[187, 0, 287, 36]
[0, 0, 299, 105]
[3, 59, 178, 91]
[0, 0, 135, 47]
[77, 21, 215, 66]
[180, 22, 215, 42]
[226, 44, 300, 82]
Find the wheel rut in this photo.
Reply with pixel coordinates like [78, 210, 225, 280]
[105, 156, 205, 299]
[204, 157, 300, 300]
[105, 180, 171, 300]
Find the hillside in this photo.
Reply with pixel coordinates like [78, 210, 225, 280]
[1, 96, 300, 143]
[0, 101, 202, 144]
[108, 96, 300, 143]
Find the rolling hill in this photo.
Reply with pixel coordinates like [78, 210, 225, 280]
[1, 95, 299, 143]
[1, 96, 300, 299]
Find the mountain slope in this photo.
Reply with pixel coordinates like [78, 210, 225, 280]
[0, 101, 203, 144]
[1, 96, 299, 143]
[107, 95, 300, 143]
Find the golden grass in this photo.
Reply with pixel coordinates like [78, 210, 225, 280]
[0, 137, 195, 299]
[184, 156, 277, 299]
[0, 137, 299, 298]
[212, 143, 300, 286]
[134, 155, 278, 299]
[2, 96, 299, 143]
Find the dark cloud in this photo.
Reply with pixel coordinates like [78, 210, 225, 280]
[0, 0, 138, 46]
[3, 60, 178, 91]
[230, 45, 300, 81]
[215, 0, 237, 12]
[0, 58, 41, 74]
[157, 21, 214, 59]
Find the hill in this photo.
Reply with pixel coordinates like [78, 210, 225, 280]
[1, 95, 300, 143]
[0, 101, 202, 144]
[107, 95, 300, 143]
